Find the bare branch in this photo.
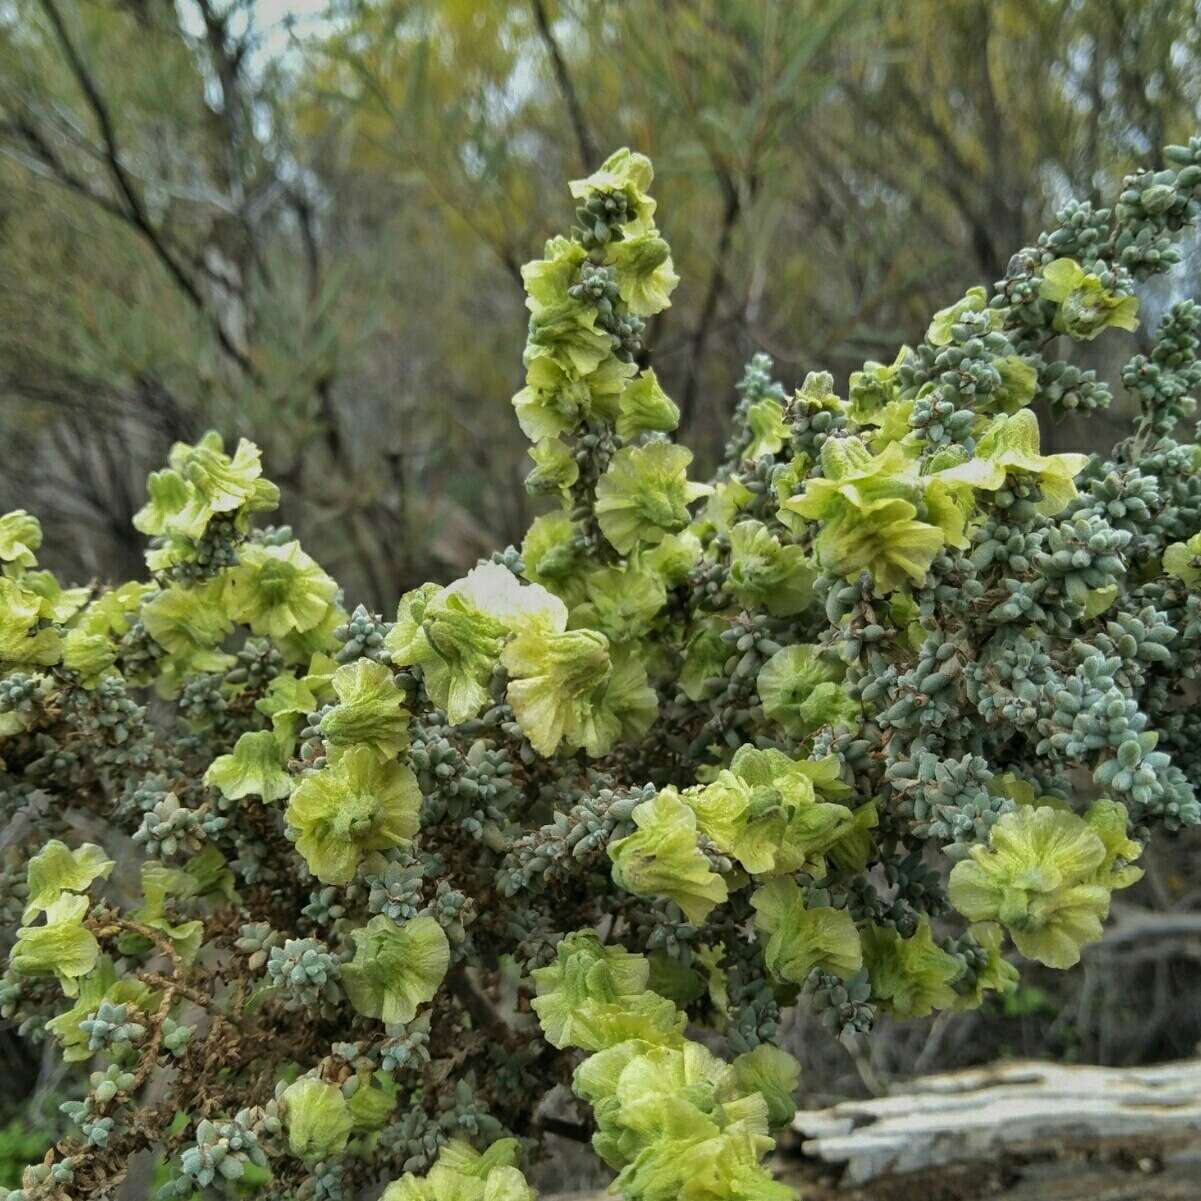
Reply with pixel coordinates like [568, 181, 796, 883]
[36, 0, 257, 378]
[529, 0, 597, 172]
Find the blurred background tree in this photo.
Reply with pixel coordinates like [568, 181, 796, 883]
[2, 0, 1200, 607]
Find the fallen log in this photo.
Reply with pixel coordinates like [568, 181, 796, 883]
[792, 1058, 1201, 1186]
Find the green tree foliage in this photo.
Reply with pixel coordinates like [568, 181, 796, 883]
[5, 1, 1201, 603]
[3, 138, 1201, 1198]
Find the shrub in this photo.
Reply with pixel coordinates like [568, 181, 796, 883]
[3, 142, 1201, 1199]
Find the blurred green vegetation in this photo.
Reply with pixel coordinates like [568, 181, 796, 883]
[3, 0, 1200, 606]
[0, 1100, 60, 1188]
[0, 1120, 52, 1189]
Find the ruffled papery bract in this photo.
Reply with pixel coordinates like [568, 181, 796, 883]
[389, 566, 567, 727]
[224, 541, 338, 640]
[1163, 529, 1201, 588]
[595, 442, 712, 556]
[341, 914, 450, 1026]
[926, 286, 994, 346]
[934, 409, 1089, 516]
[531, 931, 682, 1052]
[684, 745, 858, 878]
[574, 563, 667, 643]
[862, 916, 963, 1018]
[780, 437, 946, 591]
[0, 509, 42, 569]
[569, 147, 658, 238]
[756, 644, 858, 738]
[11, 893, 101, 997]
[319, 658, 410, 761]
[525, 436, 580, 495]
[285, 744, 421, 885]
[205, 729, 293, 802]
[576, 644, 658, 758]
[142, 580, 233, 658]
[609, 236, 679, 319]
[947, 803, 1140, 968]
[0, 575, 62, 667]
[743, 396, 790, 461]
[731, 1045, 801, 1130]
[1040, 257, 1140, 340]
[608, 790, 729, 924]
[503, 624, 612, 756]
[381, 1138, 535, 1201]
[750, 877, 862, 983]
[281, 1077, 352, 1160]
[726, 521, 816, 618]
[615, 368, 680, 441]
[134, 432, 279, 546]
[22, 840, 113, 924]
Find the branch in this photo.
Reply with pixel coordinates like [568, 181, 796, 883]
[36, 0, 257, 379]
[1094, 905, 1201, 948]
[447, 964, 518, 1049]
[537, 1115, 592, 1143]
[529, 0, 597, 172]
[678, 179, 740, 431]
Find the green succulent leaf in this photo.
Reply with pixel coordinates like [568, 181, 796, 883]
[45, 957, 154, 1062]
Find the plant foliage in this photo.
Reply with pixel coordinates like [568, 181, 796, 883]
[3, 142, 1201, 1199]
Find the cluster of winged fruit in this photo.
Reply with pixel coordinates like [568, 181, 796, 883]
[3, 142, 1201, 1200]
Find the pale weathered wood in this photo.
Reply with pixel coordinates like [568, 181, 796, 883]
[793, 1057, 1201, 1185]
